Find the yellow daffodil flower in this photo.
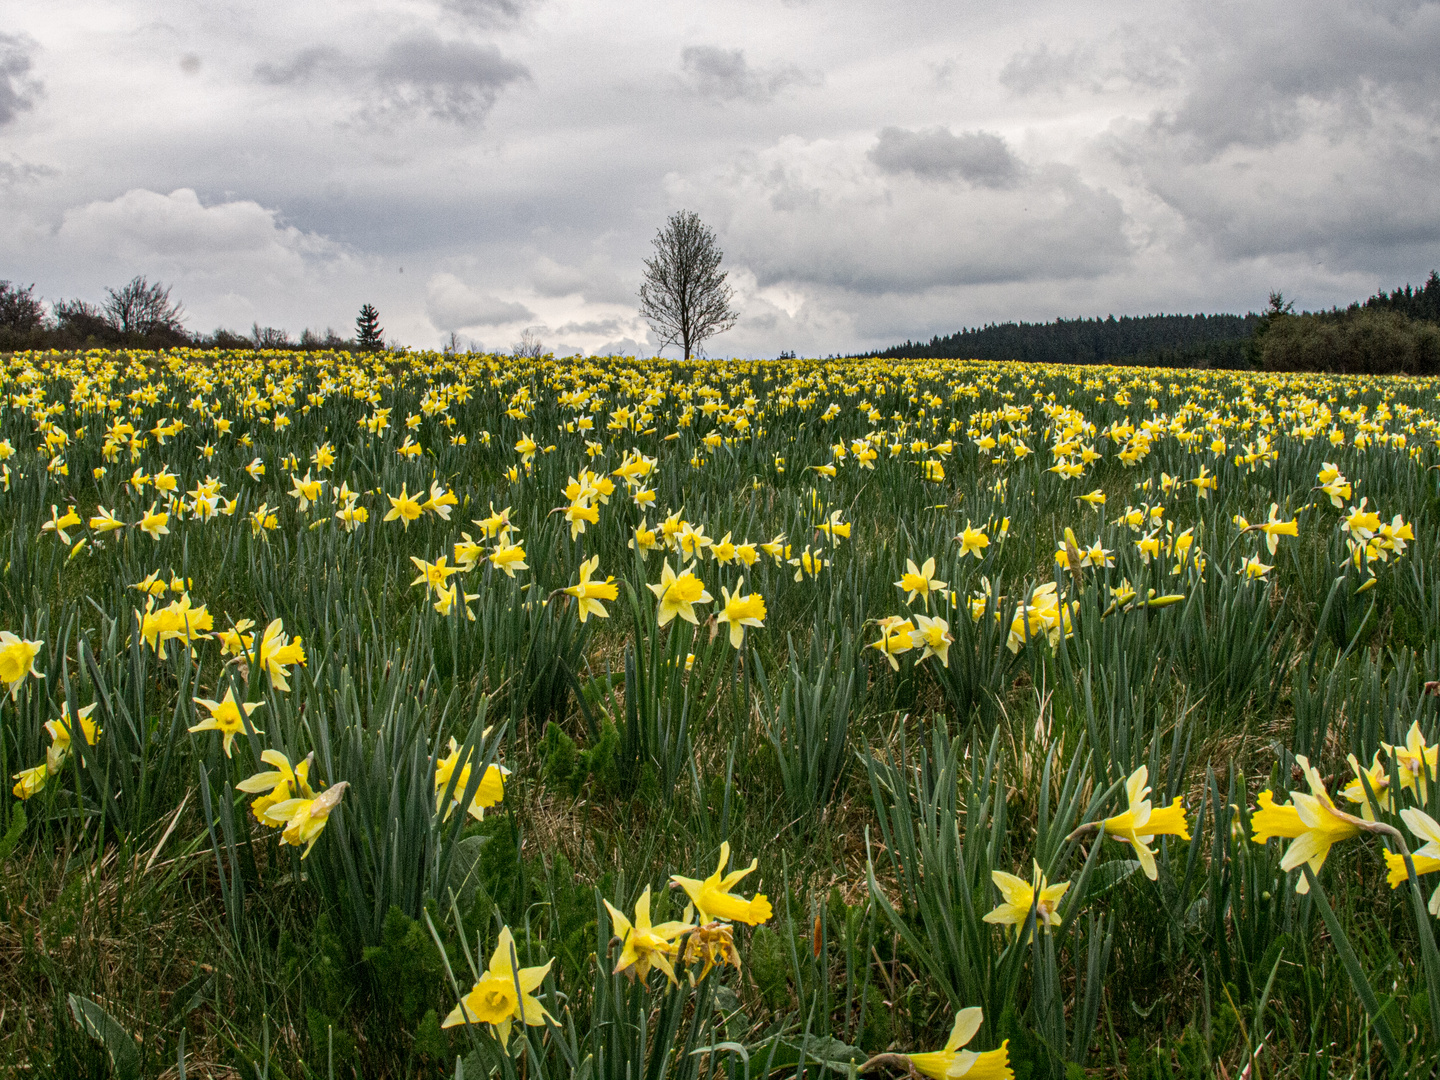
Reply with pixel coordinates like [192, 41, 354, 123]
[1382, 721, 1438, 805]
[603, 886, 692, 985]
[434, 736, 508, 821]
[907, 1006, 1013, 1080]
[237, 749, 317, 824]
[1250, 755, 1363, 893]
[441, 925, 554, 1046]
[670, 841, 773, 925]
[897, 557, 946, 604]
[0, 631, 44, 699]
[258, 618, 306, 691]
[384, 484, 423, 527]
[983, 861, 1068, 942]
[189, 688, 264, 758]
[716, 577, 766, 647]
[564, 556, 620, 623]
[647, 561, 712, 626]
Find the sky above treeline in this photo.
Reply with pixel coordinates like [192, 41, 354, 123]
[3, 0, 1439, 357]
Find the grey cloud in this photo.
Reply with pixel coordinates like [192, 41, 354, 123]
[530, 256, 587, 296]
[374, 33, 528, 123]
[0, 33, 41, 125]
[869, 127, 1023, 188]
[0, 155, 56, 186]
[254, 34, 527, 124]
[254, 47, 344, 86]
[1135, 131, 1440, 266]
[556, 317, 624, 335]
[439, 0, 533, 24]
[531, 256, 634, 304]
[999, 43, 1088, 95]
[1101, 0, 1440, 273]
[685, 141, 1128, 297]
[999, 35, 1178, 97]
[1156, 0, 1440, 157]
[681, 46, 817, 102]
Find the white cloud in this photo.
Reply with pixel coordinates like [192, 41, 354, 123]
[425, 271, 535, 329]
[55, 188, 342, 280]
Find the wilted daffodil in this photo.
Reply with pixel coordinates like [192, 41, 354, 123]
[0, 631, 44, 699]
[603, 885, 691, 985]
[1250, 755, 1364, 894]
[563, 555, 620, 623]
[648, 561, 713, 626]
[265, 781, 349, 858]
[905, 1006, 1013, 1080]
[441, 926, 554, 1047]
[189, 688, 264, 757]
[983, 861, 1068, 942]
[670, 841, 773, 925]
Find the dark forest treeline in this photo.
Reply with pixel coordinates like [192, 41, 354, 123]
[868, 271, 1440, 374]
[869, 312, 1261, 367]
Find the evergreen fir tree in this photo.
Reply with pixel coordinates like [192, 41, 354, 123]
[355, 304, 384, 351]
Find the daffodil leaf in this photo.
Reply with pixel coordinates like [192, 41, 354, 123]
[67, 994, 141, 1080]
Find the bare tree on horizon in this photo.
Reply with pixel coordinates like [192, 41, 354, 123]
[638, 210, 738, 360]
[102, 276, 186, 337]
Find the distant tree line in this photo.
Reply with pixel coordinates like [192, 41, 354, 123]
[1253, 275, 1440, 376]
[0, 276, 387, 353]
[868, 271, 1440, 374]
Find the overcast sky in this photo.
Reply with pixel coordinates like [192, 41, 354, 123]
[3, 0, 1439, 356]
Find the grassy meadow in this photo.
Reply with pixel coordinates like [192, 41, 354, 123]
[1, 348, 1439, 1079]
